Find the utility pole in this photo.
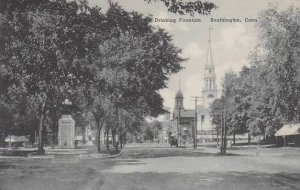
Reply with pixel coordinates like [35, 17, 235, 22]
[220, 85, 228, 154]
[178, 105, 182, 146]
[223, 101, 227, 154]
[220, 101, 224, 154]
[177, 79, 182, 147]
[191, 96, 202, 149]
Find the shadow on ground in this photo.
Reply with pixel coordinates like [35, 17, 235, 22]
[119, 148, 215, 158]
[1, 158, 300, 190]
[97, 171, 300, 190]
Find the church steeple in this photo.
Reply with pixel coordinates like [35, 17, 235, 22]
[206, 27, 214, 70]
[202, 28, 217, 102]
[175, 79, 184, 109]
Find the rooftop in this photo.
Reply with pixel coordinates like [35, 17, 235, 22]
[275, 124, 300, 136]
[173, 109, 194, 118]
[175, 90, 183, 99]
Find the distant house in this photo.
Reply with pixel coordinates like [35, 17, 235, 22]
[5, 135, 30, 147]
[275, 124, 300, 146]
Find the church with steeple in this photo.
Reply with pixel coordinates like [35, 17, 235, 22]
[202, 28, 217, 106]
[175, 89, 184, 110]
[170, 28, 218, 144]
[196, 28, 218, 141]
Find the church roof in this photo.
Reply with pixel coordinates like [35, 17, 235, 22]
[275, 124, 300, 136]
[175, 90, 183, 99]
[173, 109, 194, 118]
[5, 135, 29, 142]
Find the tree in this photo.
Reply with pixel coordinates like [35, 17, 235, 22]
[257, 7, 300, 123]
[210, 98, 222, 145]
[1, 0, 185, 154]
[138, 120, 163, 142]
[85, 4, 184, 152]
[0, 0, 97, 153]
[244, 7, 300, 139]
[214, 7, 300, 144]
[115, 109, 144, 148]
[106, 0, 217, 15]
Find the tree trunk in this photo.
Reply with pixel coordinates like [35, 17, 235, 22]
[96, 119, 105, 153]
[112, 129, 116, 148]
[106, 128, 110, 150]
[216, 128, 219, 146]
[50, 115, 57, 149]
[220, 115, 224, 153]
[119, 134, 122, 149]
[223, 124, 227, 154]
[37, 102, 46, 154]
[233, 132, 236, 145]
[248, 132, 251, 144]
[96, 122, 101, 153]
[50, 120, 54, 148]
[123, 132, 127, 147]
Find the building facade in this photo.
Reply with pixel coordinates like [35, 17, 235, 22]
[171, 90, 195, 145]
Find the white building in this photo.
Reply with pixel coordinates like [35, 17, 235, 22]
[197, 29, 218, 141]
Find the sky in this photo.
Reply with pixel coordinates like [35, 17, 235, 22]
[87, 0, 300, 114]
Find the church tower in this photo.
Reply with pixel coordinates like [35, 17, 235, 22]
[202, 28, 217, 105]
[175, 90, 183, 109]
[175, 90, 184, 109]
[175, 79, 184, 109]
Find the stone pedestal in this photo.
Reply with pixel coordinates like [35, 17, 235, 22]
[58, 115, 75, 148]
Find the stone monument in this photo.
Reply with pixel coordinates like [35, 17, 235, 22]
[58, 115, 75, 148]
[58, 99, 75, 148]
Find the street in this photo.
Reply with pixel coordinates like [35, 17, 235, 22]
[1, 144, 300, 190]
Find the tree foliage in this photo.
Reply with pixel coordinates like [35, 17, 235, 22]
[144, 0, 216, 15]
[0, 0, 184, 152]
[211, 7, 300, 140]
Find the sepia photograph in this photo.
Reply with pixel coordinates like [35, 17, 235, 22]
[0, 0, 300, 189]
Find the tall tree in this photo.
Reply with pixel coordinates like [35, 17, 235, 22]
[0, 0, 97, 153]
[214, 7, 300, 142]
[86, 5, 184, 152]
[1, 1, 184, 154]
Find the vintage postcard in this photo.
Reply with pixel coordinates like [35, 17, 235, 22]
[0, 0, 300, 189]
